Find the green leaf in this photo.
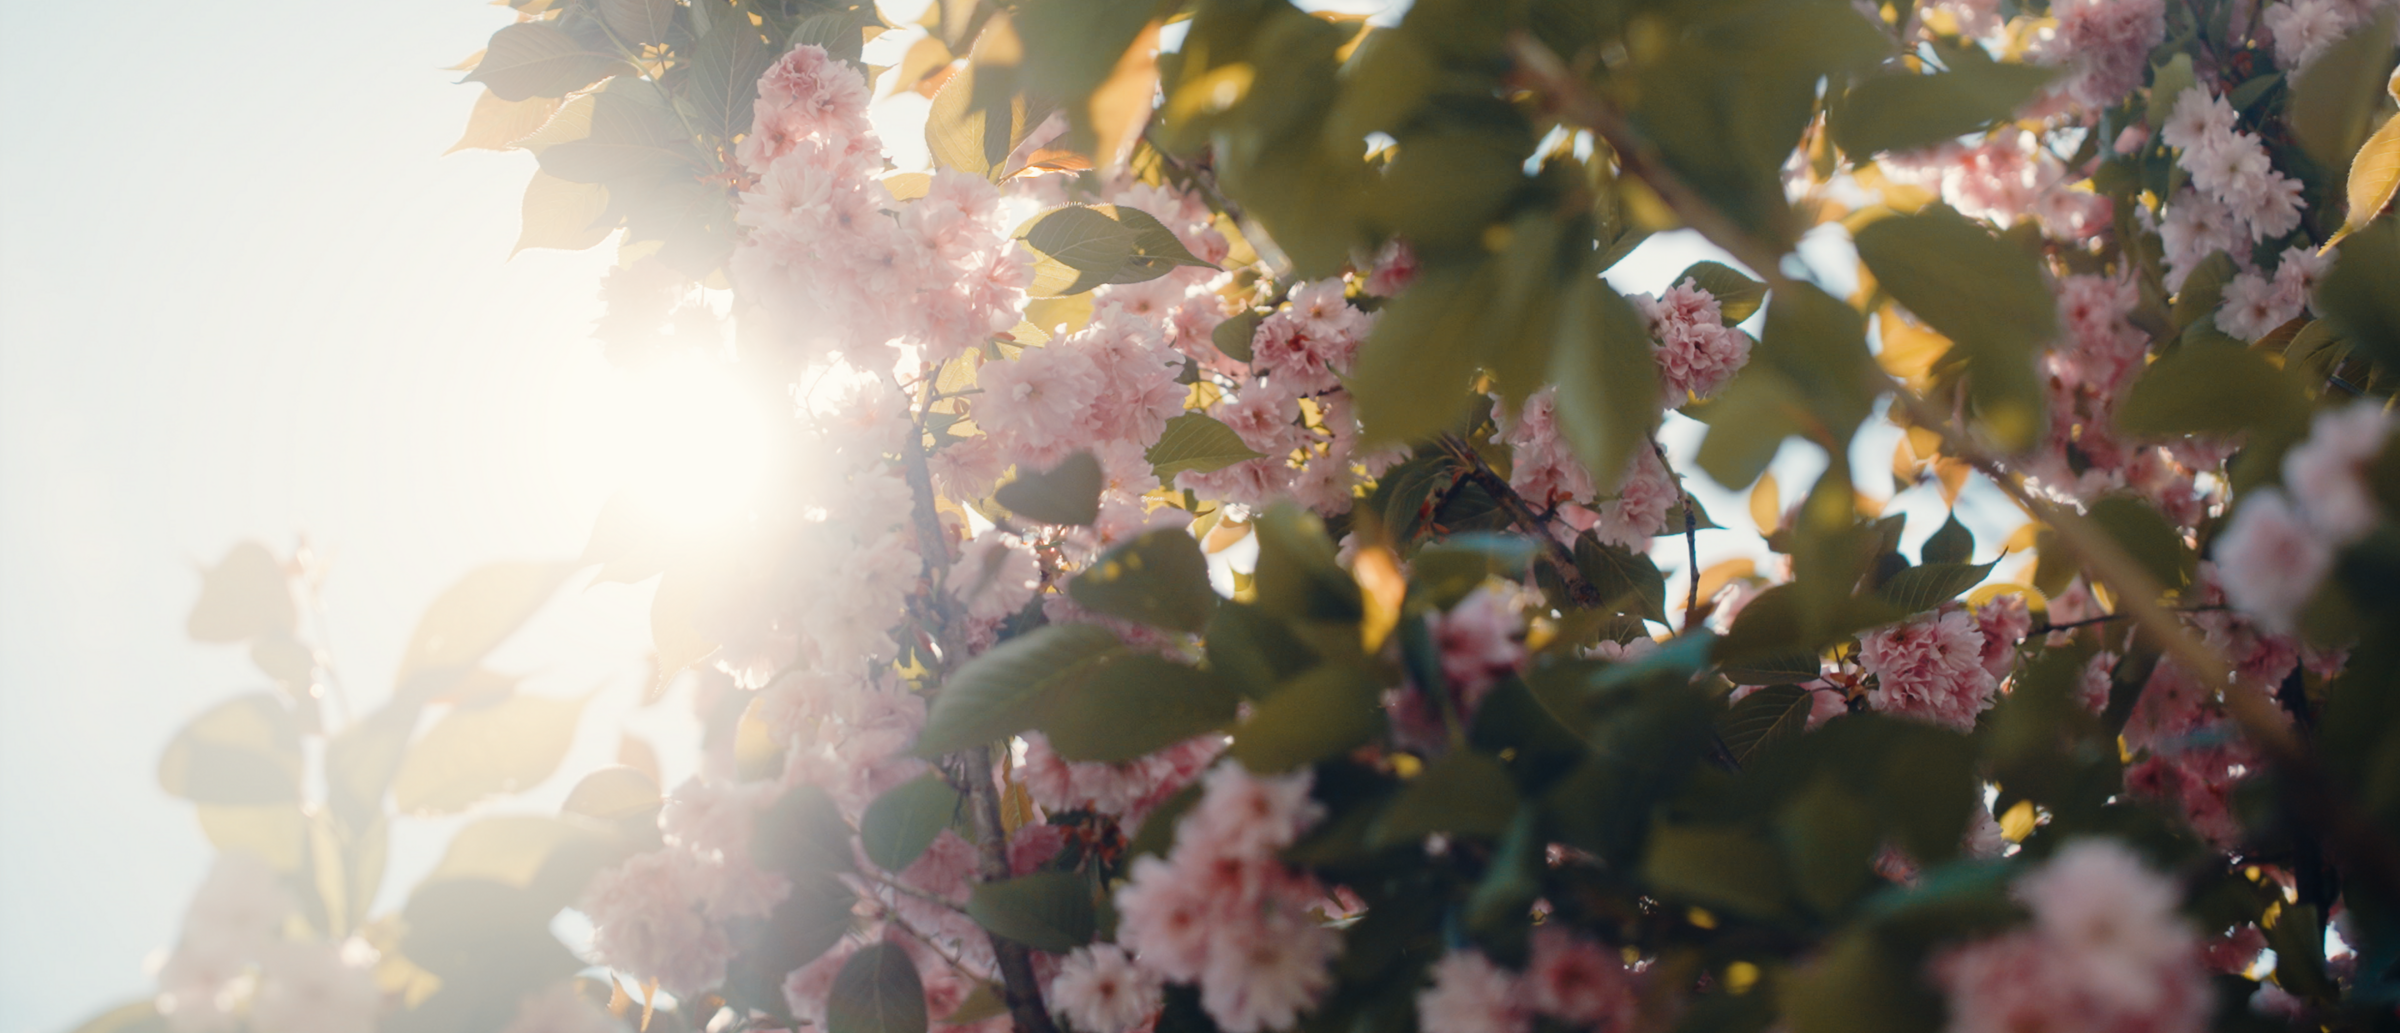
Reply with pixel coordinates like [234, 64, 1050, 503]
[1720, 651, 1823, 686]
[1922, 512, 1973, 565]
[859, 776, 966, 872]
[600, 0, 674, 46]
[1017, 206, 1137, 296]
[1674, 261, 1769, 324]
[828, 943, 929, 1033]
[1147, 412, 1266, 483]
[392, 693, 588, 815]
[1040, 655, 1239, 762]
[2290, 9, 2399, 171]
[680, 0, 774, 139]
[1779, 775, 1880, 915]
[1782, 929, 1945, 1033]
[423, 815, 610, 896]
[2148, 54, 2196, 132]
[2089, 494, 2193, 590]
[394, 561, 575, 692]
[995, 452, 1103, 526]
[925, 21, 1056, 181]
[1854, 208, 2053, 447]
[536, 86, 695, 184]
[1755, 284, 1879, 446]
[1351, 260, 1497, 446]
[727, 874, 858, 1014]
[1693, 369, 1807, 489]
[1641, 824, 1791, 918]
[2114, 339, 2310, 440]
[1370, 749, 1521, 847]
[464, 22, 628, 102]
[967, 872, 1096, 951]
[1551, 276, 1661, 491]
[1573, 535, 1669, 623]
[1465, 807, 1544, 935]
[1227, 663, 1385, 773]
[2170, 250, 2236, 331]
[915, 624, 1125, 756]
[186, 540, 295, 642]
[2321, 219, 2400, 368]
[1205, 601, 1319, 698]
[159, 694, 302, 805]
[1214, 310, 1260, 362]
[1252, 505, 1362, 625]
[1832, 58, 2054, 157]
[1719, 684, 1815, 768]
[755, 784, 857, 878]
[1874, 560, 1997, 614]
[1069, 529, 1217, 633]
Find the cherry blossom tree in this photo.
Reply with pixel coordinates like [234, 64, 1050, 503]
[70, 1, 2400, 1032]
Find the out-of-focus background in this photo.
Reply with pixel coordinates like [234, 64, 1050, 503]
[0, 4, 666, 1029]
[0, 3, 2026, 1029]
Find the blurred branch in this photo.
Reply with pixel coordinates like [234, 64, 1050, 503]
[1432, 433, 1603, 608]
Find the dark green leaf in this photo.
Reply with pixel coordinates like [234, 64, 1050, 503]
[1642, 823, 1790, 918]
[995, 452, 1103, 526]
[828, 943, 928, 1033]
[859, 776, 965, 872]
[1779, 775, 1880, 915]
[1148, 412, 1266, 483]
[2290, 9, 2399, 170]
[1922, 512, 1973, 565]
[1352, 261, 1497, 446]
[1551, 276, 1661, 491]
[1214, 311, 1260, 363]
[967, 872, 1096, 951]
[681, 0, 774, 139]
[755, 784, 856, 878]
[1206, 601, 1318, 698]
[1854, 208, 2053, 447]
[1756, 284, 1879, 446]
[1720, 650, 1823, 686]
[1875, 560, 1996, 614]
[1370, 749, 1520, 847]
[2089, 494, 2194, 590]
[2170, 251, 2236, 331]
[1227, 663, 1385, 772]
[2114, 340, 2310, 440]
[1069, 529, 1217, 632]
[915, 624, 1125, 756]
[2320, 220, 2400, 368]
[1693, 369, 1807, 489]
[1252, 505, 1362, 625]
[1040, 655, 1239, 762]
[1573, 535, 1668, 623]
[1719, 684, 1815, 767]
[1832, 59, 2054, 157]
[1674, 261, 1769, 324]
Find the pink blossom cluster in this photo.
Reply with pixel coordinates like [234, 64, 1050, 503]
[152, 850, 380, 1033]
[1114, 763, 1342, 1033]
[1177, 279, 1398, 517]
[1881, 130, 2110, 242]
[2218, 404, 2393, 631]
[1496, 394, 1682, 549]
[1019, 730, 1223, 828]
[1387, 585, 1529, 752]
[1633, 280, 1751, 405]
[731, 45, 1031, 366]
[2116, 566, 2302, 850]
[2261, 0, 2392, 71]
[1930, 840, 2209, 1033]
[1050, 944, 1165, 1033]
[2158, 89, 2305, 279]
[1858, 598, 2025, 731]
[1416, 929, 1641, 1033]
[2035, 0, 2169, 109]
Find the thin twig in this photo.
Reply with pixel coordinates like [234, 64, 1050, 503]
[1432, 433, 1604, 608]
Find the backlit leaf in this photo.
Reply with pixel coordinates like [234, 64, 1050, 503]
[393, 693, 588, 815]
[449, 90, 563, 153]
[560, 765, 662, 822]
[159, 694, 301, 805]
[1875, 560, 1997, 614]
[1673, 261, 1769, 324]
[463, 22, 627, 102]
[187, 541, 294, 643]
[514, 172, 613, 255]
[395, 562, 575, 689]
[1147, 412, 1265, 482]
[2336, 111, 2400, 245]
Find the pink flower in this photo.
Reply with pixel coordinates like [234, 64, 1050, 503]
[582, 850, 735, 996]
[1525, 928, 1639, 1029]
[1638, 281, 1751, 404]
[1198, 904, 1340, 1033]
[1434, 586, 1527, 701]
[976, 343, 1105, 466]
[1590, 447, 1681, 551]
[952, 531, 1042, 622]
[1114, 856, 1217, 981]
[2043, 0, 2167, 109]
[1365, 238, 1420, 297]
[1860, 608, 1999, 731]
[2075, 650, 2120, 715]
[1417, 950, 1528, 1033]
[742, 45, 873, 171]
[2265, 0, 2358, 70]
[1972, 595, 2031, 681]
[2215, 489, 2332, 633]
[1180, 763, 1323, 860]
[1050, 944, 1163, 1033]
[2282, 403, 2391, 543]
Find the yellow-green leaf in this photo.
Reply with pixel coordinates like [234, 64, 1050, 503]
[2336, 111, 2400, 245]
[448, 89, 563, 154]
[187, 540, 295, 643]
[392, 693, 588, 815]
[159, 694, 302, 805]
[395, 561, 575, 689]
[514, 172, 613, 255]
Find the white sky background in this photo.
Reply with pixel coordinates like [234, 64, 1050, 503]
[0, 2, 2029, 1030]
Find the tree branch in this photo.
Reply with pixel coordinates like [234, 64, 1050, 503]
[1432, 433, 1604, 608]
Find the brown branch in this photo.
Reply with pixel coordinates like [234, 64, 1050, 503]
[1432, 433, 1603, 608]
[898, 381, 1062, 1033]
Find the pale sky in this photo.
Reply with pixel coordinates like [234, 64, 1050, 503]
[0, 4, 2022, 1031]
